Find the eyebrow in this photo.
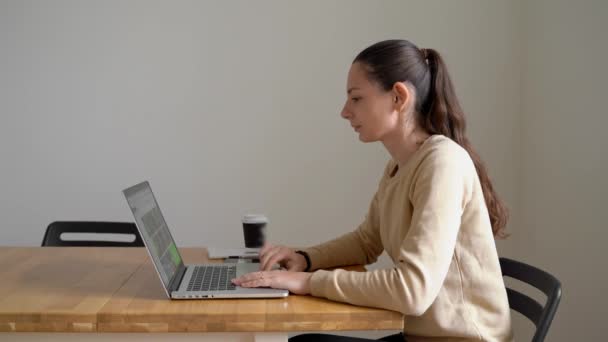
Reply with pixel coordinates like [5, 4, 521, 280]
[347, 87, 360, 94]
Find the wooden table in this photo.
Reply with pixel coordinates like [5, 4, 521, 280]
[0, 247, 403, 341]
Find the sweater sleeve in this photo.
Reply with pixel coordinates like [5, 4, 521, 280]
[302, 192, 383, 271]
[302, 163, 392, 271]
[309, 149, 472, 316]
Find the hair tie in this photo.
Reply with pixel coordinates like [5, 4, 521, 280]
[421, 48, 429, 64]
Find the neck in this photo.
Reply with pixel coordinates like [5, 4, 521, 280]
[382, 125, 431, 167]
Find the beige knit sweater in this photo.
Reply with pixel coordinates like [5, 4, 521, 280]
[304, 135, 513, 342]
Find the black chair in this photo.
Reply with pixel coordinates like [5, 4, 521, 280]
[499, 257, 561, 342]
[42, 221, 144, 247]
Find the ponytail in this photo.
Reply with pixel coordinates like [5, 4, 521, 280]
[423, 48, 509, 238]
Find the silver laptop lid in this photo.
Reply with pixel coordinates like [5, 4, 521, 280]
[123, 181, 186, 297]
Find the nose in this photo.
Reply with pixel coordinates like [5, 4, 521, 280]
[340, 104, 350, 120]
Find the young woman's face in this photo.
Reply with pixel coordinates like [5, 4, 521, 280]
[340, 62, 399, 142]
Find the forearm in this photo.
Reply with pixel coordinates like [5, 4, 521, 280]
[309, 265, 439, 316]
[303, 228, 382, 271]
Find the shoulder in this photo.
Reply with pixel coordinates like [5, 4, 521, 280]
[407, 136, 477, 206]
[426, 135, 470, 161]
[408, 135, 478, 201]
[416, 135, 474, 175]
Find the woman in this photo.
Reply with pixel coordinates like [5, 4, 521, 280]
[232, 39, 513, 342]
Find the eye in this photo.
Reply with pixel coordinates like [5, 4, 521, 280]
[351, 97, 361, 103]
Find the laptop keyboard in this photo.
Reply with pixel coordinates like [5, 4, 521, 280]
[187, 265, 237, 292]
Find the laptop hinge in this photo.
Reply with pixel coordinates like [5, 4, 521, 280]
[169, 264, 187, 293]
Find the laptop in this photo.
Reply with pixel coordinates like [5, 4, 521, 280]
[122, 181, 289, 299]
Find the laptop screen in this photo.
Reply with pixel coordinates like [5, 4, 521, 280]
[123, 181, 183, 290]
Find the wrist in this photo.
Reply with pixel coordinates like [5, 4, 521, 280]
[304, 272, 313, 295]
[295, 250, 311, 272]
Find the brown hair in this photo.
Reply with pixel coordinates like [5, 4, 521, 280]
[354, 39, 508, 238]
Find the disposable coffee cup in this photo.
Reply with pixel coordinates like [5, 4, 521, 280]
[242, 214, 268, 248]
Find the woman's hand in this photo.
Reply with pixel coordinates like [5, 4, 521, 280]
[231, 270, 313, 295]
[259, 243, 307, 272]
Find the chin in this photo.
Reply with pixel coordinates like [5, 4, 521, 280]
[358, 133, 376, 143]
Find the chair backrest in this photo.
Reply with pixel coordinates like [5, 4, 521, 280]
[42, 221, 145, 247]
[499, 257, 562, 342]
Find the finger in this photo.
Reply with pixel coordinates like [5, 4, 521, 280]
[231, 274, 249, 285]
[261, 249, 287, 271]
[240, 271, 282, 288]
[234, 271, 272, 287]
[232, 271, 261, 285]
[259, 245, 280, 267]
[259, 243, 274, 257]
[260, 250, 282, 271]
[239, 279, 270, 288]
[260, 243, 282, 257]
[260, 247, 283, 271]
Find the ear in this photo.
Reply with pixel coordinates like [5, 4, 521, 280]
[391, 82, 412, 113]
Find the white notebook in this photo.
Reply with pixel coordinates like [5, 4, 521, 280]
[207, 247, 261, 259]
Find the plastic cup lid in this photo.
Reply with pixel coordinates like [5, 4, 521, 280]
[242, 214, 268, 224]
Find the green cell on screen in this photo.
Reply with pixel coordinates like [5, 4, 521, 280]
[168, 243, 181, 265]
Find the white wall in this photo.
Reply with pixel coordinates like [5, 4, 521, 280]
[517, 0, 608, 341]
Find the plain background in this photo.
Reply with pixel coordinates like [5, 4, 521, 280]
[0, 1, 606, 341]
